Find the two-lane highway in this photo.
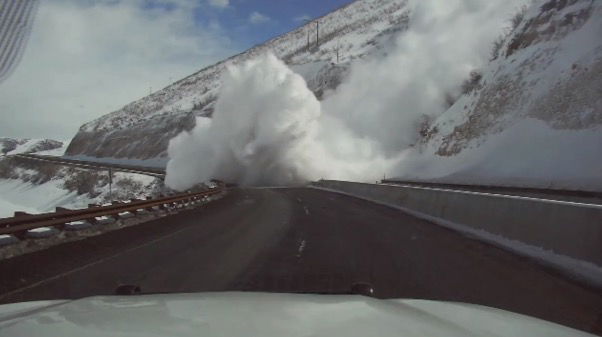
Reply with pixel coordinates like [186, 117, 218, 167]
[0, 187, 601, 334]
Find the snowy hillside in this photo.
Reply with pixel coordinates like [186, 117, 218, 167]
[396, 0, 602, 191]
[0, 136, 163, 218]
[65, 0, 410, 160]
[0, 157, 162, 218]
[0, 138, 64, 156]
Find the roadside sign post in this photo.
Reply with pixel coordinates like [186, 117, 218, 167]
[109, 168, 113, 201]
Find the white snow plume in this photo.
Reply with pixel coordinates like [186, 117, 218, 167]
[166, 53, 393, 189]
[323, 0, 526, 155]
[166, 54, 323, 189]
[166, 0, 527, 188]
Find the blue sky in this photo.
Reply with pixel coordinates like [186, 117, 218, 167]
[0, 0, 355, 139]
[193, 0, 353, 49]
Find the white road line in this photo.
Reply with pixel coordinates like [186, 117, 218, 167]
[365, 183, 602, 209]
[296, 239, 306, 258]
[310, 186, 602, 288]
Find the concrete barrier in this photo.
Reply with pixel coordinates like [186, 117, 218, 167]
[312, 180, 602, 267]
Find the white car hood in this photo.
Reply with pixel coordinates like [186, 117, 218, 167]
[0, 292, 593, 337]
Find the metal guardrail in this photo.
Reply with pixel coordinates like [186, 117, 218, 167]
[13, 154, 166, 179]
[0, 188, 223, 238]
[380, 179, 602, 205]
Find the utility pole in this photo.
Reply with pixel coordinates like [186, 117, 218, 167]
[307, 29, 310, 49]
[316, 20, 319, 47]
[336, 40, 340, 63]
[303, 19, 320, 49]
[303, 19, 311, 50]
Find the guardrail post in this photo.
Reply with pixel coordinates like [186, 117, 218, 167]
[13, 211, 32, 217]
[13, 229, 28, 240]
[108, 168, 113, 200]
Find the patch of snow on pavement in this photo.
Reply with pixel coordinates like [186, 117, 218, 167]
[297, 239, 306, 258]
[28, 227, 54, 233]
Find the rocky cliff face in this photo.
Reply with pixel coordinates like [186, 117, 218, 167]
[399, 0, 602, 190]
[66, 0, 410, 161]
[431, 0, 600, 156]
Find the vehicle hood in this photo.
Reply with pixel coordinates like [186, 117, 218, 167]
[0, 292, 593, 336]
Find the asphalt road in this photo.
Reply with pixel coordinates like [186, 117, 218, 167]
[0, 187, 601, 334]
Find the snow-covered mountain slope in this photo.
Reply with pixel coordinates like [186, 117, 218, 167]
[396, 0, 602, 190]
[65, 0, 410, 160]
[0, 138, 63, 156]
[66, 0, 600, 191]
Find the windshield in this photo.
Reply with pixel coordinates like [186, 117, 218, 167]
[0, 0, 601, 335]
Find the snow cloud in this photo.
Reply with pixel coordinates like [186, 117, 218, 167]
[0, 0, 236, 140]
[323, 0, 527, 155]
[165, 53, 393, 189]
[166, 54, 323, 189]
[208, 0, 229, 9]
[166, 0, 528, 188]
[249, 11, 270, 24]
